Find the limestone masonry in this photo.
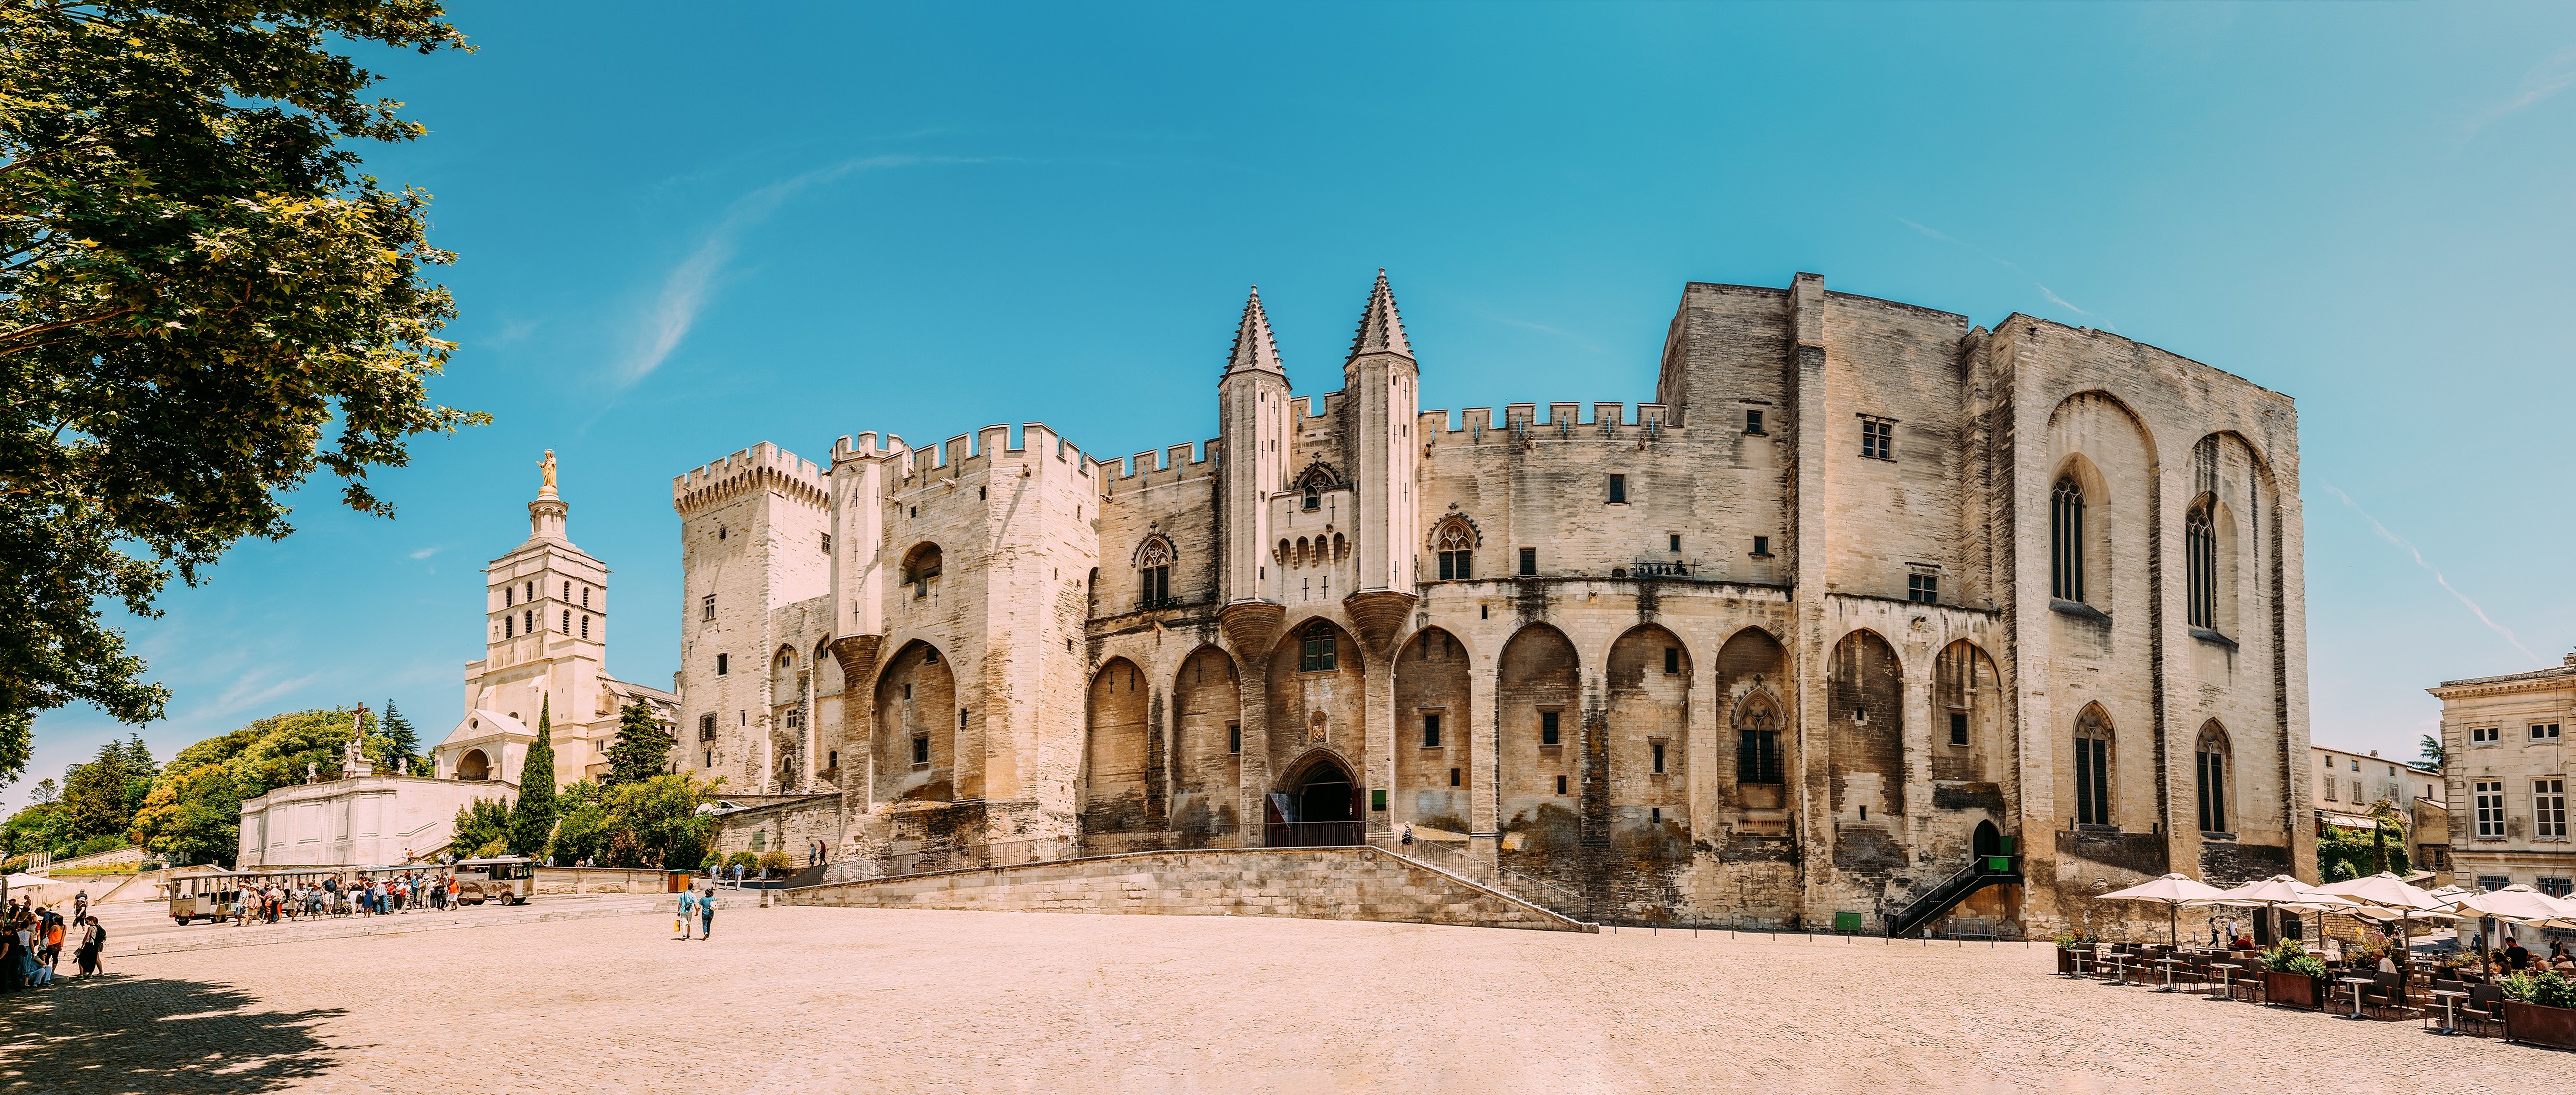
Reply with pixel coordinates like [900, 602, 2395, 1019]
[673, 271, 2312, 933]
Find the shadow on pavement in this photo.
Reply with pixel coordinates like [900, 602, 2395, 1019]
[0, 975, 344, 1093]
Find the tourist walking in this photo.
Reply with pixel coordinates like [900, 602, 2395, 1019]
[675, 886, 696, 940]
[698, 885, 717, 940]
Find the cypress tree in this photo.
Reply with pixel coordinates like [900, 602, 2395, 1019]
[380, 700, 422, 772]
[602, 701, 676, 787]
[510, 697, 559, 858]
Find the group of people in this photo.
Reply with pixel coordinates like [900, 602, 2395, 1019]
[673, 884, 720, 940]
[0, 896, 105, 990]
[230, 871, 460, 925]
[2467, 937, 2576, 975]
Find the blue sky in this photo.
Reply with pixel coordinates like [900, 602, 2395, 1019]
[13, 3, 2576, 804]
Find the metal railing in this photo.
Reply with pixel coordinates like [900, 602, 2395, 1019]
[1265, 821, 1365, 848]
[1625, 559, 1694, 579]
[1387, 837, 1588, 916]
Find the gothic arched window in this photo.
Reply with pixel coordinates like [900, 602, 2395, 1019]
[2051, 478, 2087, 603]
[1433, 518, 1475, 580]
[901, 542, 943, 599]
[1734, 692, 1783, 786]
[2185, 502, 2216, 630]
[1138, 536, 1175, 610]
[2074, 706, 2114, 827]
[1295, 463, 1339, 512]
[2195, 722, 2231, 834]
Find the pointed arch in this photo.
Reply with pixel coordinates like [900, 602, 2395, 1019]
[1829, 628, 1904, 821]
[1933, 639, 2004, 783]
[1264, 617, 1365, 797]
[873, 639, 955, 802]
[1606, 624, 1690, 826]
[1082, 657, 1152, 836]
[1295, 460, 1340, 511]
[1714, 627, 1789, 805]
[1171, 645, 1241, 846]
[2071, 703, 2117, 828]
[1136, 533, 1176, 610]
[1497, 622, 1580, 821]
[2194, 719, 2233, 834]
[1430, 514, 1478, 580]
[900, 542, 944, 599]
[1396, 626, 1472, 830]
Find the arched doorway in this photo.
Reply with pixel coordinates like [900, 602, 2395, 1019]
[1268, 753, 1361, 847]
[457, 749, 490, 782]
[1973, 819, 2002, 858]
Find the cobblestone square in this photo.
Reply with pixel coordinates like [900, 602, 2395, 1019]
[0, 905, 2553, 1093]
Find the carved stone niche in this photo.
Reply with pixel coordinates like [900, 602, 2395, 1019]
[1341, 590, 1419, 661]
[1218, 600, 1286, 659]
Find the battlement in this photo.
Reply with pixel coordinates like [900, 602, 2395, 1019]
[1103, 438, 1219, 495]
[888, 423, 1099, 485]
[672, 441, 830, 514]
[1418, 401, 1677, 442]
[1286, 392, 1346, 422]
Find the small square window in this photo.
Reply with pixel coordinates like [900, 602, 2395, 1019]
[1751, 535, 1771, 557]
[822, 532, 833, 555]
[700, 595, 716, 621]
[911, 734, 930, 766]
[1607, 474, 1627, 504]
[1556, 774, 1569, 795]
[1651, 740, 1667, 775]
[1860, 417, 1894, 461]
[1908, 573, 1939, 605]
[1540, 710, 1560, 746]
[2472, 726, 2500, 744]
[1422, 713, 1442, 749]
[1449, 767, 1461, 787]
[1518, 548, 1537, 576]
[1949, 712, 1969, 746]
[1745, 408, 1765, 434]
[1664, 648, 1680, 675]
[1668, 533, 1682, 553]
[2533, 723, 2562, 741]
[715, 653, 729, 675]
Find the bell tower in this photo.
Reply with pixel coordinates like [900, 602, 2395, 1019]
[451, 450, 614, 790]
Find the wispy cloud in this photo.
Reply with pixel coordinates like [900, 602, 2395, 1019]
[2321, 482, 2541, 664]
[205, 667, 325, 720]
[408, 546, 441, 561]
[2467, 43, 2576, 135]
[1897, 217, 2108, 328]
[614, 155, 987, 390]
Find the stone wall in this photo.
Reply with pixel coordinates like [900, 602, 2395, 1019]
[782, 846, 1591, 932]
[531, 867, 680, 895]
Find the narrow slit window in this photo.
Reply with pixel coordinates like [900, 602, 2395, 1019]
[1607, 474, 1627, 503]
[1540, 710, 1561, 746]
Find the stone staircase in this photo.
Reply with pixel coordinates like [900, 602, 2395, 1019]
[782, 845, 1594, 933]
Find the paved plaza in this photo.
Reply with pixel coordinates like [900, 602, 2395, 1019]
[0, 904, 2556, 1093]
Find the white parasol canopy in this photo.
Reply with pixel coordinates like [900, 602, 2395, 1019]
[2192, 874, 2360, 909]
[2314, 871, 2449, 913]
[2452, 884, 2576, 927]
[2100, 873, 2235, 944]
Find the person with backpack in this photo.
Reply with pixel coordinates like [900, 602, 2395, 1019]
[698, 884, 718, 940]
[674, 886, 697, 940]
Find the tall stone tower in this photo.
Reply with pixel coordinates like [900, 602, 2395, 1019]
[443, 451, 615, 789]
[1340, 271, 1421, 657]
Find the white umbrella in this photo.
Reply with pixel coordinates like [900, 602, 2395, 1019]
[2453, 884, 2576, 928]
[2317, 871, 2453, 977]
[2191, 875, 2360, 948]
[2099, 873, 2232, 945]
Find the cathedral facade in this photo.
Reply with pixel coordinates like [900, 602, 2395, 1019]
[671, 271, 2312, 930]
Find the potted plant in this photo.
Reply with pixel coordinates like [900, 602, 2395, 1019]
[2501, 970, 2576, 1050]
[2258, 939, 2327, 1009]
[2052, 930, 2094, 975]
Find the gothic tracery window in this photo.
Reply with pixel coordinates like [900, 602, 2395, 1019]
[1434, 518, 1475, 581]
[1735, 693, 1783, 786]
[2185, 502, 2216, 630]
[2074, 707, 2114, 827]
[2195, 722, 2231, 834]
[2051, 478, 2087, 604]
[1138, 536, 1175, 609]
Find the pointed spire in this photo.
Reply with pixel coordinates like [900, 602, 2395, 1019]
[1347, 268, 1412, 362]
[1226, 286, 1285, 375]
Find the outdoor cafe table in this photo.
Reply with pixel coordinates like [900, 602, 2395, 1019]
[2156, 958, 2188, 992]
[2337, 975, 2372, 1019]
[2431, 989, 2466, 1034]
[2208, 961, 2242, 1000]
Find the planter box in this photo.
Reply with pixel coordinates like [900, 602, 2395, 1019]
[2504, 1000, 2576, 1050]
[2057, 948, 2077, 975]
[2260, 970, 2325, 1010]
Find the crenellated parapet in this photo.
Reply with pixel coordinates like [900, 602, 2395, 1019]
[1103, 438, 1219, 496]
[672, 442, 830, 515]
[886, 422, 1099, 488]
[1418, 401, 1678, 443]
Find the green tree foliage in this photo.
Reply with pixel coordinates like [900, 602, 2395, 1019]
[450, 796, 510, 859]
[124, 707, 388, 866]
[2419, 734, 2445, 770]
[0, 2, 481, 782]
[57, 733, 154, 847]
[0, 799, 66, 859]
[2317, 818, 2411, 883]
[547, 780, 609, 864]
[379, 700, 423, 774]
[509, 698, 557, 857]
[602, 701, 674, 787]
[597, 774, 717, 870]
[30, 777, 55, 804]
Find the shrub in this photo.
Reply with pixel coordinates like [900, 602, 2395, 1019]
[2503, 970, 2576, 1009]
[724, 851, 758, 871]
[2261, 939, 2325, 978]
[756, 849, 794, 875]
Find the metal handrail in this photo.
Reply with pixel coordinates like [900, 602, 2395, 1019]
[1388, 837, 1587, 914]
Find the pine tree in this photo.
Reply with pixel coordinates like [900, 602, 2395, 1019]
[380, 700, 422, 773]
[510, 697, 559, 859]
[602, 701, 676, 787]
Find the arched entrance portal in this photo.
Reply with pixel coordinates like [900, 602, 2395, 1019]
[1973, 819, 2002, 859]
[1267, 753, 1363, 847]
[457, 749, 491, 782]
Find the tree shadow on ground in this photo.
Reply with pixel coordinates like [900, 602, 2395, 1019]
[0, 975, 345, 1093]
